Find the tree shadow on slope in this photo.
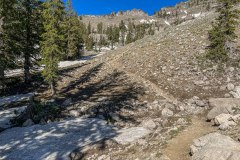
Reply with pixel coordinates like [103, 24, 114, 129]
[60, 64, 146, 126]
[0, 63, 147, 160]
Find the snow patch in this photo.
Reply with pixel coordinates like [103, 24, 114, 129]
[164, 20, 171, 26]
[192, 12, 201, 18]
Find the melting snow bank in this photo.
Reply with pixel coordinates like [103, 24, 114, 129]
[0, 118, 151, 160]
[0, 106, 27, 129]
[5, 53, 106, 78]
[0, 93, 34, 107]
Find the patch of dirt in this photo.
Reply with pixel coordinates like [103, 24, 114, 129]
[163, 116, 216, 160]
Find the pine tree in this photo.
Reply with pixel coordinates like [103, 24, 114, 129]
[126, 31, 133, 44]
[98, 35, 106, 52]
[64, 0, 83, 60]
[207, 0, 240, 62]
[106, 26, 114, 50]
[40, 0, 65, 95]
[119, 20, 126, 46]
[0, 0, 19, 90]
[87, 22, 91, 35]
[97, 22, 103, 34]
[85, 36, 94, 51]
[18, 0, 43, 83]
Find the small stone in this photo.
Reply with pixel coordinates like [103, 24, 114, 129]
[165, 103, 175, 110]
[176, 118, 187, 125]
[162, 108, 173, 117]
[109, 113, 121, 122]
[22, 119, 34, 127]
[227, 83, 235, 91]
[195, 100, 205, 107]
[140, 119, 157, 130]
[69, 110, 80, 117]
[62, 98, 72, 106]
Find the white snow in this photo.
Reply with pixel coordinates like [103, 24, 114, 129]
[184, 10, 188, 14]
[0, 106, 27, 129]
[181, 16, 187, 19]
[167, 11, 171, 15]
[0, 93, 34, 107]
[5, 52, 107, 78]
[192, 12, 201, 18]
[164, 20, 171, 26]
[139, 19, 157, 24]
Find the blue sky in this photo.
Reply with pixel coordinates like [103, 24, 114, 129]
[69, 0, 186, 16]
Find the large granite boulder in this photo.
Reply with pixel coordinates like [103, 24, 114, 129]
[190, 132, 240, 160]
[207, 98, 240, 120]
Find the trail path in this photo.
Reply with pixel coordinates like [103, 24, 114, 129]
[163, 116, 216, 160]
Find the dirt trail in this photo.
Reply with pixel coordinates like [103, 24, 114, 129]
[163, 116, 216, 160]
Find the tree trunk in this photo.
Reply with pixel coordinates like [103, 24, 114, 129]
[24, 52, 31, 83]
[24, 0, 31, 84]
[50, 81, 56, 96]
[0, 67, 5, 93]
[111, 42, 114, 50]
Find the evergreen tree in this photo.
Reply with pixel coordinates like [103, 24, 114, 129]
[126, 31, 133, 44]
[85, 36, 94, 51]
[40, 0, 65, 95]
[0, 0, 19, 90]
[97, 22, 103, 34]
[64, 0, 83, 59]
[119, 20, 126, 46]
[98, 35, 107, 52]
[207, 0, 240, 62]
[87, 21, 91, 35]
[19, 0, 43, 83]
[106, 26, 114, 49]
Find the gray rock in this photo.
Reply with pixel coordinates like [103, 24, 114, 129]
[162, 108, 174, 117]
[190, 132, 240, 160]
[227, 83, 235, 91]
[207, 98, 240, 120]
[0, 118, 116, 160]
[69, 110, 80, 117]
[195, 100, 205, 107]
[214, 114, 232, 125]
[109, 113, 121, 121]
[176, 118, 187, 125]
[230, 86, 240, 98]
[22, 119, 34, 127]
[113, 127, 151, 145]
[219, 121, 237, 130]
[140, 119, 157, 130]
[165, 103, 175, 110]
[62, 98, 72, 106]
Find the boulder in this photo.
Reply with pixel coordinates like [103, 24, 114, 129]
[219, 121, 237, 130]
[214, 114, 232, 125]
[207, 98, 240, 120]
[113, 127, 151, 145]
[230, 86, 240, 98]
[190, 132, 240, 160]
